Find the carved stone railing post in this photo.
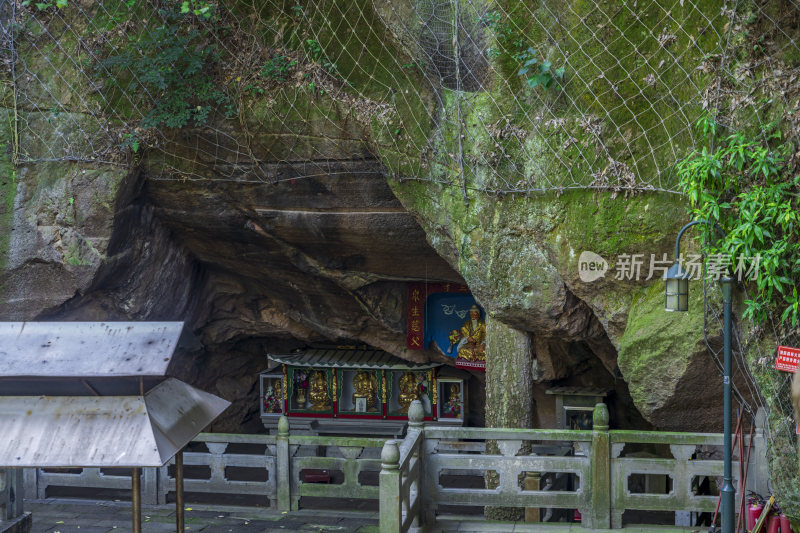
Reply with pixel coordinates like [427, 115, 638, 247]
[142, 467, 158, 505]
[276, 415, 291, 511]
[380, 440, 401, 533]
[206, 442, 228, 484]
[0, 469, 7, 520]
[2, 468, 24, 521]
[408, 399, 424, 431]
[1, 468, 11, 520]
[407, 400, 424, 530]
[587, 403, 611, 529]
[610, 443, 625, 528]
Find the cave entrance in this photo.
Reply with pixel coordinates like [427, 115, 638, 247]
[528, 337, 652, 432]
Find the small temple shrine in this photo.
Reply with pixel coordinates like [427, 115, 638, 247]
[259, 285, 493, 435]
[257, 286, 616, 438]
[260, 348, 471, 435]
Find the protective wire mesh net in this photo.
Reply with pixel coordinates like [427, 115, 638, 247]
[4, 1, 799, 188]
[5, 0, 794, 191]
[2, 0, 800, 507]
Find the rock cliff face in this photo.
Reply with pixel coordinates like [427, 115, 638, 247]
[390, 181, 726, 430]
[0, 0, 766, 436]
[0, 0, 467, 432]
[375, 0, 740, 431]
[0, 141, 462, 432]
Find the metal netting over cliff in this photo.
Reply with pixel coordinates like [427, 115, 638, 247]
[2, 0, 800, 513]
[3, 0, 799, 194]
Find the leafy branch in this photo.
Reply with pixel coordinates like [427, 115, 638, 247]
[22, 0, 67, 10]
[306, 39, 338, 77]
[94, 6, 234, 149]
[677, 114, 800, 326]
[515, 47, 564, 89]
[180, 0, 215, 19]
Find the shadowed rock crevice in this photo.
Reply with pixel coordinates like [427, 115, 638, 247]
[40, 183, 201, 321]
[15, 158, 466, 431]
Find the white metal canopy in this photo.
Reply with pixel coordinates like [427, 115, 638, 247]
[0, 321, 230, 468]
[0, 321, 185, 377]
[0, 378, 229, 467]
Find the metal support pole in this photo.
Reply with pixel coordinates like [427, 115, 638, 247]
[132, 467, 142, 533]
[176, 450, 185, 532]
[721, 278, 735, 533]
[671, 220, 734, 532]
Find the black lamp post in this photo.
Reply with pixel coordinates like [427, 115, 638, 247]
[665, 220, 734, 533]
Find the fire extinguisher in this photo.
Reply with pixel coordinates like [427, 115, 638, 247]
[750, 501, 765, 531]
[780, 513, 794, 533]
[767, 513, 781, 533]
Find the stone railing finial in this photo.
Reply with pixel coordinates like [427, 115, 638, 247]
[593, 403, 609, 431]
[381, 440, 400, 470]
[408, 399, 424, 428]
[278, 415, 289, 437]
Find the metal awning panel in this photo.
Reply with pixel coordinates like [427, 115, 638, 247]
[0, 379, 230, 467]
[0, 376, 166, 397]
[145, 379, 231, 465]
[0, 322, 185, 377]
[268, 349, 439, 370]
[0, 395, 159, 467]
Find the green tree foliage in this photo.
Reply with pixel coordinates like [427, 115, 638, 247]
[180, 0, 214, 19]
[677, 114, 800, 326]
[260, 55, 297, 82]
[22, 0, 67, 10]
[94, 5, 233, 136]
[481, 11, 565, 89]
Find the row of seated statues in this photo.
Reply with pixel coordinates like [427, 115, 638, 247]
[297, 370, 423, 413]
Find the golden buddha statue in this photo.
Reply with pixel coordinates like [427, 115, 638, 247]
[352, 370, 378, 411]
[457, 305, 486, 362]
[397, 371, 420, 413]
[308, 370, 331, 411]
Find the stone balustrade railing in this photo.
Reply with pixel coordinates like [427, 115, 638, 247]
[22, 417, 385, 511]
[379, 401, 768, 531]
[16, 402, 767, 532]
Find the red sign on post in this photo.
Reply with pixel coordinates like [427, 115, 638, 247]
[776, 345, 800, 373]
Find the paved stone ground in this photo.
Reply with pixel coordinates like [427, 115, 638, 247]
[24, 500, 708, 532]
[435, 520, 705, 532]
[25, 500, 379, 533]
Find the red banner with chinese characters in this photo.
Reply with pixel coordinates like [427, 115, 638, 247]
[406, 282, 470, 350]
[776, 345, 800, 373]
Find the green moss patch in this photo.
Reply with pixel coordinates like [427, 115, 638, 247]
[0, 108, 16, 273]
